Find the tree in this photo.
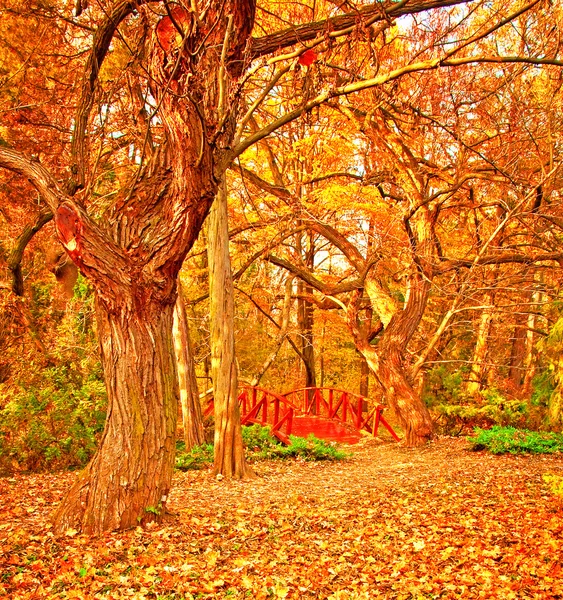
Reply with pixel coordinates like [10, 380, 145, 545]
[208, 182, 253, 478]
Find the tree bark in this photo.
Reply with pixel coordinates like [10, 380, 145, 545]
[174, 283, 205, 451]
[367, 274, 434, 446]
[208, 182, 253, 479]
[53, 298, 178, 535]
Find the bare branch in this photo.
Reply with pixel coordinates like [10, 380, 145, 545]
[0, 147, 63, 210]
[8, 208, 54, 296]
[249, 0, 471, 59]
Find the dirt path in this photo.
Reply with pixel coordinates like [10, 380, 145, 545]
[1, 437, 562, 599]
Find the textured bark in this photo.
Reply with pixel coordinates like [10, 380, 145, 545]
[359, 355, 370, 397]
[208, 183, 253, 479]
[522, 286, 543, 395]
[174, 284, 205, 451]
[297, 232, 316, 404]
[509, 319, 527, 389]
[360, 273, 434, 446]
[53, 299, 178, 535]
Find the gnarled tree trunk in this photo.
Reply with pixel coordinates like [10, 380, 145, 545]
[358, 273, 434, 446]
[54, 297, 178, 535]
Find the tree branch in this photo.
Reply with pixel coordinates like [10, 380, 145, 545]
[266, 253, 362, 294]
[249, 0, 471, 59]
[8, 208, 54, 296]
[230, 53, 563, 162]
[0, 147, 63, 210]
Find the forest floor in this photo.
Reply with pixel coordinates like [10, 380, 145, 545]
[1, 436, 563, 600]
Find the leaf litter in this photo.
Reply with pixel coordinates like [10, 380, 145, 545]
[1, 437, 562, 599]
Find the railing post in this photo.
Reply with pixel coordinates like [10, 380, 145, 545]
[240, 390, 248, 416]
[261, 392, 267, 425]
[329, 388, 334, 415]
[373, 406, 381, 436]
[356, 397, 363, 429]
[342, 393, 348, 423]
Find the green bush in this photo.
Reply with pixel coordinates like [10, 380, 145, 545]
[174, 424, 350, 470]
[242, 424, 350, 461]
[431, 388, 529, 435]
[0, 366, 107, 471]
[279, 434, 350, 461]
[175, 442, 214, 470]
[0, 276, 106, 473]
[467, 426, 563, 454]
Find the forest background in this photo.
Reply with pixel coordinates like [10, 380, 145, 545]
[1, 0, 563, 534]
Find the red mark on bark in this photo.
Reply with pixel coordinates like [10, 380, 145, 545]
[298, 49, 317, 67]
[156, 7, 192, 53]
[55, 204, 83, 263]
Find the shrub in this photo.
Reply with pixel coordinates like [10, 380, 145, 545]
[0, 276, 106, 473]
[279, 434, 350, 461]
[431, 388, 529, 436]
[0, 368, 107, 471]
[175, 442, 214, 470]
[174, 424, 350, 470]
[242, 424, 350, 461]
[467, 426, 563, 454]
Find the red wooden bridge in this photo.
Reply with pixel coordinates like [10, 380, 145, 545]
[205, 386, 400, 445]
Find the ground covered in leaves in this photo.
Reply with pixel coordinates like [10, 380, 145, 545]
[1, 437, 562, 599]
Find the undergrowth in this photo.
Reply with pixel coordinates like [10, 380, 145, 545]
[175, 424, 350, 470]
[467, 425, 563, 454]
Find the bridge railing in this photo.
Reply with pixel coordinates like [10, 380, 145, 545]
[282, 387, 400, 441]
[204, 386, 299, 444]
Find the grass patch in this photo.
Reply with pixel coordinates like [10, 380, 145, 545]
[467, 425, 563, 454]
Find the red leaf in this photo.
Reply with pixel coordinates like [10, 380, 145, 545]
[298, 49, 317, 67]
[156, 7, 192, 53]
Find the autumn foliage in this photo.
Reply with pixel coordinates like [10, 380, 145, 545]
[1, 0, 563, 548]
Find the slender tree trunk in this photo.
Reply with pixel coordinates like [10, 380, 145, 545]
[522, 286, 542, 395]
[53, 298, 178, 535]
[509, 320, 527, 389]
[174, 283, 205, 451]
[466, 289, 494, 397]
[208, 182, 253, 478]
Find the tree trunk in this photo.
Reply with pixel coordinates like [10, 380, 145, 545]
[208, 182, 253, 479]
[355, 272, 434, 446]
[466, 289, 494, 397]
[174, 283, 205, 451]
[377, 275, 434, 446]
[53, 298, 178, 535]
[359, 354, 370, 397]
